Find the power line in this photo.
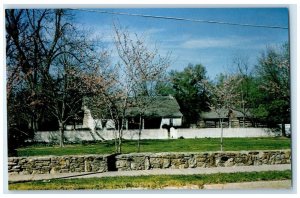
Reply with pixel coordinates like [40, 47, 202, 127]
[69, 8, 288, 30]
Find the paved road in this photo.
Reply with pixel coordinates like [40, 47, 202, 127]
[8, 164, 291, 183]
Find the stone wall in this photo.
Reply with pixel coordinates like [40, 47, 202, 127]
[8, 155, 109, 175]
[115, 150, 291, 171]
[8, 150, 291, 175]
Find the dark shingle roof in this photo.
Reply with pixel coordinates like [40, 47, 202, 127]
[126, 96, 183, 118]
[84, 95, 183, 118]
[201, 108, 251, 119]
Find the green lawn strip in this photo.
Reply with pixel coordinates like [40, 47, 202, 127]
[9, 170, 291, 190]
[16, 137, 291, 157]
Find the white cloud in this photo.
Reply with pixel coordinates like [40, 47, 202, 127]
[178, 35, 274, 51]
[142, 28, 165, 35]
[77, 24, 168, 49]
[181, 37, 244, 49]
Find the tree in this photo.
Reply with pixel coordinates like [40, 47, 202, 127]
[6, 9, 74, 149]
[113, 24, 170, 152]
[158, 64, 210, 127]
[84, 61, 127, 153]
[206, 74, 242, 151]
[231, 56, 251, 127]
[45, 52, 108, 147]
[6, 9, 110, 148]
[254, 43, 290, 136]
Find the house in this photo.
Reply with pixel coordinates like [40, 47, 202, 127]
[81, 95, 183, 130]
[199, 108, 253, 128]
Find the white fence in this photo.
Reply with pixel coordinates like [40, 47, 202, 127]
[34, 129, 169, 143]
[34, 127, 280, 143]
[176, 128, 279, 138]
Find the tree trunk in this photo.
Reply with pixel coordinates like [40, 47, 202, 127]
[117, 119, 123, 153]
[242, 92, 245, 128]
[58, 121, 64, 147]
[220, 118, 223, 152]
[118, 129, 122, 153]
[111, 118, 118, 153]
[31, 115, 38, 134]
[137, 114, 142, 152]
[281, 122, 286, 137]
[113, 128, 118, 153]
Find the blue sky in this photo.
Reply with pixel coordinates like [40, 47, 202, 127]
[73, 8, 289, 79]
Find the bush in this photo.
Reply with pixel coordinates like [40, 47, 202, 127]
[8, 126, 34, 156]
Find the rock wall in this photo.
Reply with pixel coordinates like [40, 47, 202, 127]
[115, 150, 291, 171]
[8, 155, 109, 175]
[8, 150, 291, 175]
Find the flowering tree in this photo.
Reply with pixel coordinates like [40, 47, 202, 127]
[206, 74, 242, 151]
[113, 24, 170, 152]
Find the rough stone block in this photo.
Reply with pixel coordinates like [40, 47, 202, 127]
[253, 160, 262, 166]
[12, 165, 21, 170]
[8, 162, 17, 166]
[32, 170, 41, 174]
[11, 158, 19, 163]
[249, 151, 259, 155]
[196, 162, 206, 168]
[130, 162, 138, 170]
[224, 158, 234, 167]
[61, 169, 69, 173]
[144, 157, 150, 170]
[36, 157, 51, 161]
[50, 168, 58, 174]
[85, 163, 92, 172]
[19, 170, 31, 175]
[78, 157, 84, 163]
[131, 157, 145, 170]
[207, 155, 215, 167]
[70, 163, 79, 169]
[42, 166, 51, 172]
[196, 157, 207, 162]
[150, 157, 163, 169]
[75, 168, 83, 172]
[170, 159, 181, 168]
[116, 160, 130, 169]
[178, 163, 188, 169]
[188, 157, 197, 168]
[246, 158, 254, 165]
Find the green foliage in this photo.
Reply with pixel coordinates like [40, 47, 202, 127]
[15, 137, 290, 157]
[251, 104, 269, 120]
[252, 43, 290, 128]
[158, 64, 210, 126]
[9, 170, 291, 190]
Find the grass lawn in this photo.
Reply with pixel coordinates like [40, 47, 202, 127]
[9, 170, 292, 190]
[15, 137, 291, 157]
